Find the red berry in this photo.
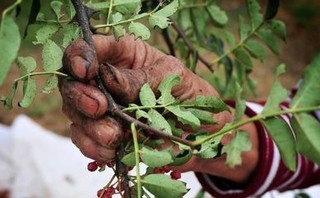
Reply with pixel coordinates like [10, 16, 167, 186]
[106, 187, 115, 195]
[170, 170, 181, 180]
[106, 162, 115, 168]
[87, 161, 98, 172]
[153, 167, 165, 174]
[163, 165, 171, 173]
[97, 189, 105, 197]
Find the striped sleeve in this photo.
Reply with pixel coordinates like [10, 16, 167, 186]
[195, 101, 320, 198]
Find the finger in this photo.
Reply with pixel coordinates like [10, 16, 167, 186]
[63, 34, 162, 81]
[60, 79, 108, 119]
[99, 56, 186, 104]
[80, 117, 123, 149]
[71, 124, 116, 161]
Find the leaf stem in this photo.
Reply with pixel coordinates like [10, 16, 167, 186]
[211, 22, 264, 65]
[192, 105, 320, 146]
[14, 71, 68, 82]
[131, 123, 142, 198]
[106, 0, 114, 25]
[93, 4, 161, 29]
[0, 0, 22, 34]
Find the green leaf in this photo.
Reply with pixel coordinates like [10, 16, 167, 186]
[170, 150, 192, 166]
[140, 147, 173, 167]
[206, 5, 228, 26]
[42, 75, 58, 94]
[168, 119, 184, 137]
[239, 16, 250, 41]
[244, 39, 266, 61]
[0, 16, 21, 86]
[63, 0, 76, 18]
[193, 133, 222, 159]
[158, 74, 180, 105]
[33, 24, 60, 45]
[19, 78, 37, 108]
[183, 95, 229, 113]
[42, 40, 63, 72]
[4, 82, 18, 110]
[62, 23, 80, 48]
[233, 47, 252, 68]
[114, 0, 141, 15]
[50, 1, 63, 20]
[136, 109, 152, 122]
[16, 56, 37, 76]
[139, 83, 156, 106]
[187, 108, 216, 125]
[142, 174, 188, 198]
[149, 15, 169, 29]
[128, 22, 150, 40]
[166, 106, 200, 129]
[222, 131, 252, 168]
[111, 12, 123, 23]
[291, 114, 320, 165]
[291, 54, 320, 109]
[155, 0, 179, 17]
[268, 19, 286, 41]
[113, 25, 126, 40]
[121, 151, 136, 167]
[262, 64, 288, 115]
[148, 109, 172, 135]
[234, 83, 246, 123]
[257, 29, 280, 54]
[263, 117, 296, 171]
[247, 0, 263, 30]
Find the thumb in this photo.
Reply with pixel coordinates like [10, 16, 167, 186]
[99, 56, 186, 104]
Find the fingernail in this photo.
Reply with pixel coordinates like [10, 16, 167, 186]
[78, 94, 100, 118]
[71, 56, 90, 80]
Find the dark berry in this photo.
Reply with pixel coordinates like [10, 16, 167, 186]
[163, 165, 171, 173]
[97, 189, 105, 197]
[87, 161, 98, 172]
[170, 170, 181, 180]
[153, 167, 165, 174]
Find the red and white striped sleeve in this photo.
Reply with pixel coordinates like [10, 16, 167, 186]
[195, 101, 320, 198]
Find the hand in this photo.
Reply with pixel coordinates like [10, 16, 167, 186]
[60, 34, 257, 183]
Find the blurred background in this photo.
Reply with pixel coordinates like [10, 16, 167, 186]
[0, 0, 320, 198]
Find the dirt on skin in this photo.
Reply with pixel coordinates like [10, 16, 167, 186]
[0, 5, 320, 136]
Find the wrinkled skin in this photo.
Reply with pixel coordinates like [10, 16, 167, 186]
[60, 35, 258, 183]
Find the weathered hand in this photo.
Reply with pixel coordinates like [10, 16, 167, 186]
[60, 35, 257, 183]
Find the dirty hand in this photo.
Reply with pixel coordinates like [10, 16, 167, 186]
[59, 35, 259, 184]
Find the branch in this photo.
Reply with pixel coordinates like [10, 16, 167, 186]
[170, 18, 214, 73]
[161, 28, 176, 56]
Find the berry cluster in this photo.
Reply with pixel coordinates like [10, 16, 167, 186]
[87, 161, 115, 172]
[97, 187, 115, 198]
[153, 165, 182, 180]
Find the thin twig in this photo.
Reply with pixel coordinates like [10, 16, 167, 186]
[170, 18, 214, 73]
[161, 28, 176, 56]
